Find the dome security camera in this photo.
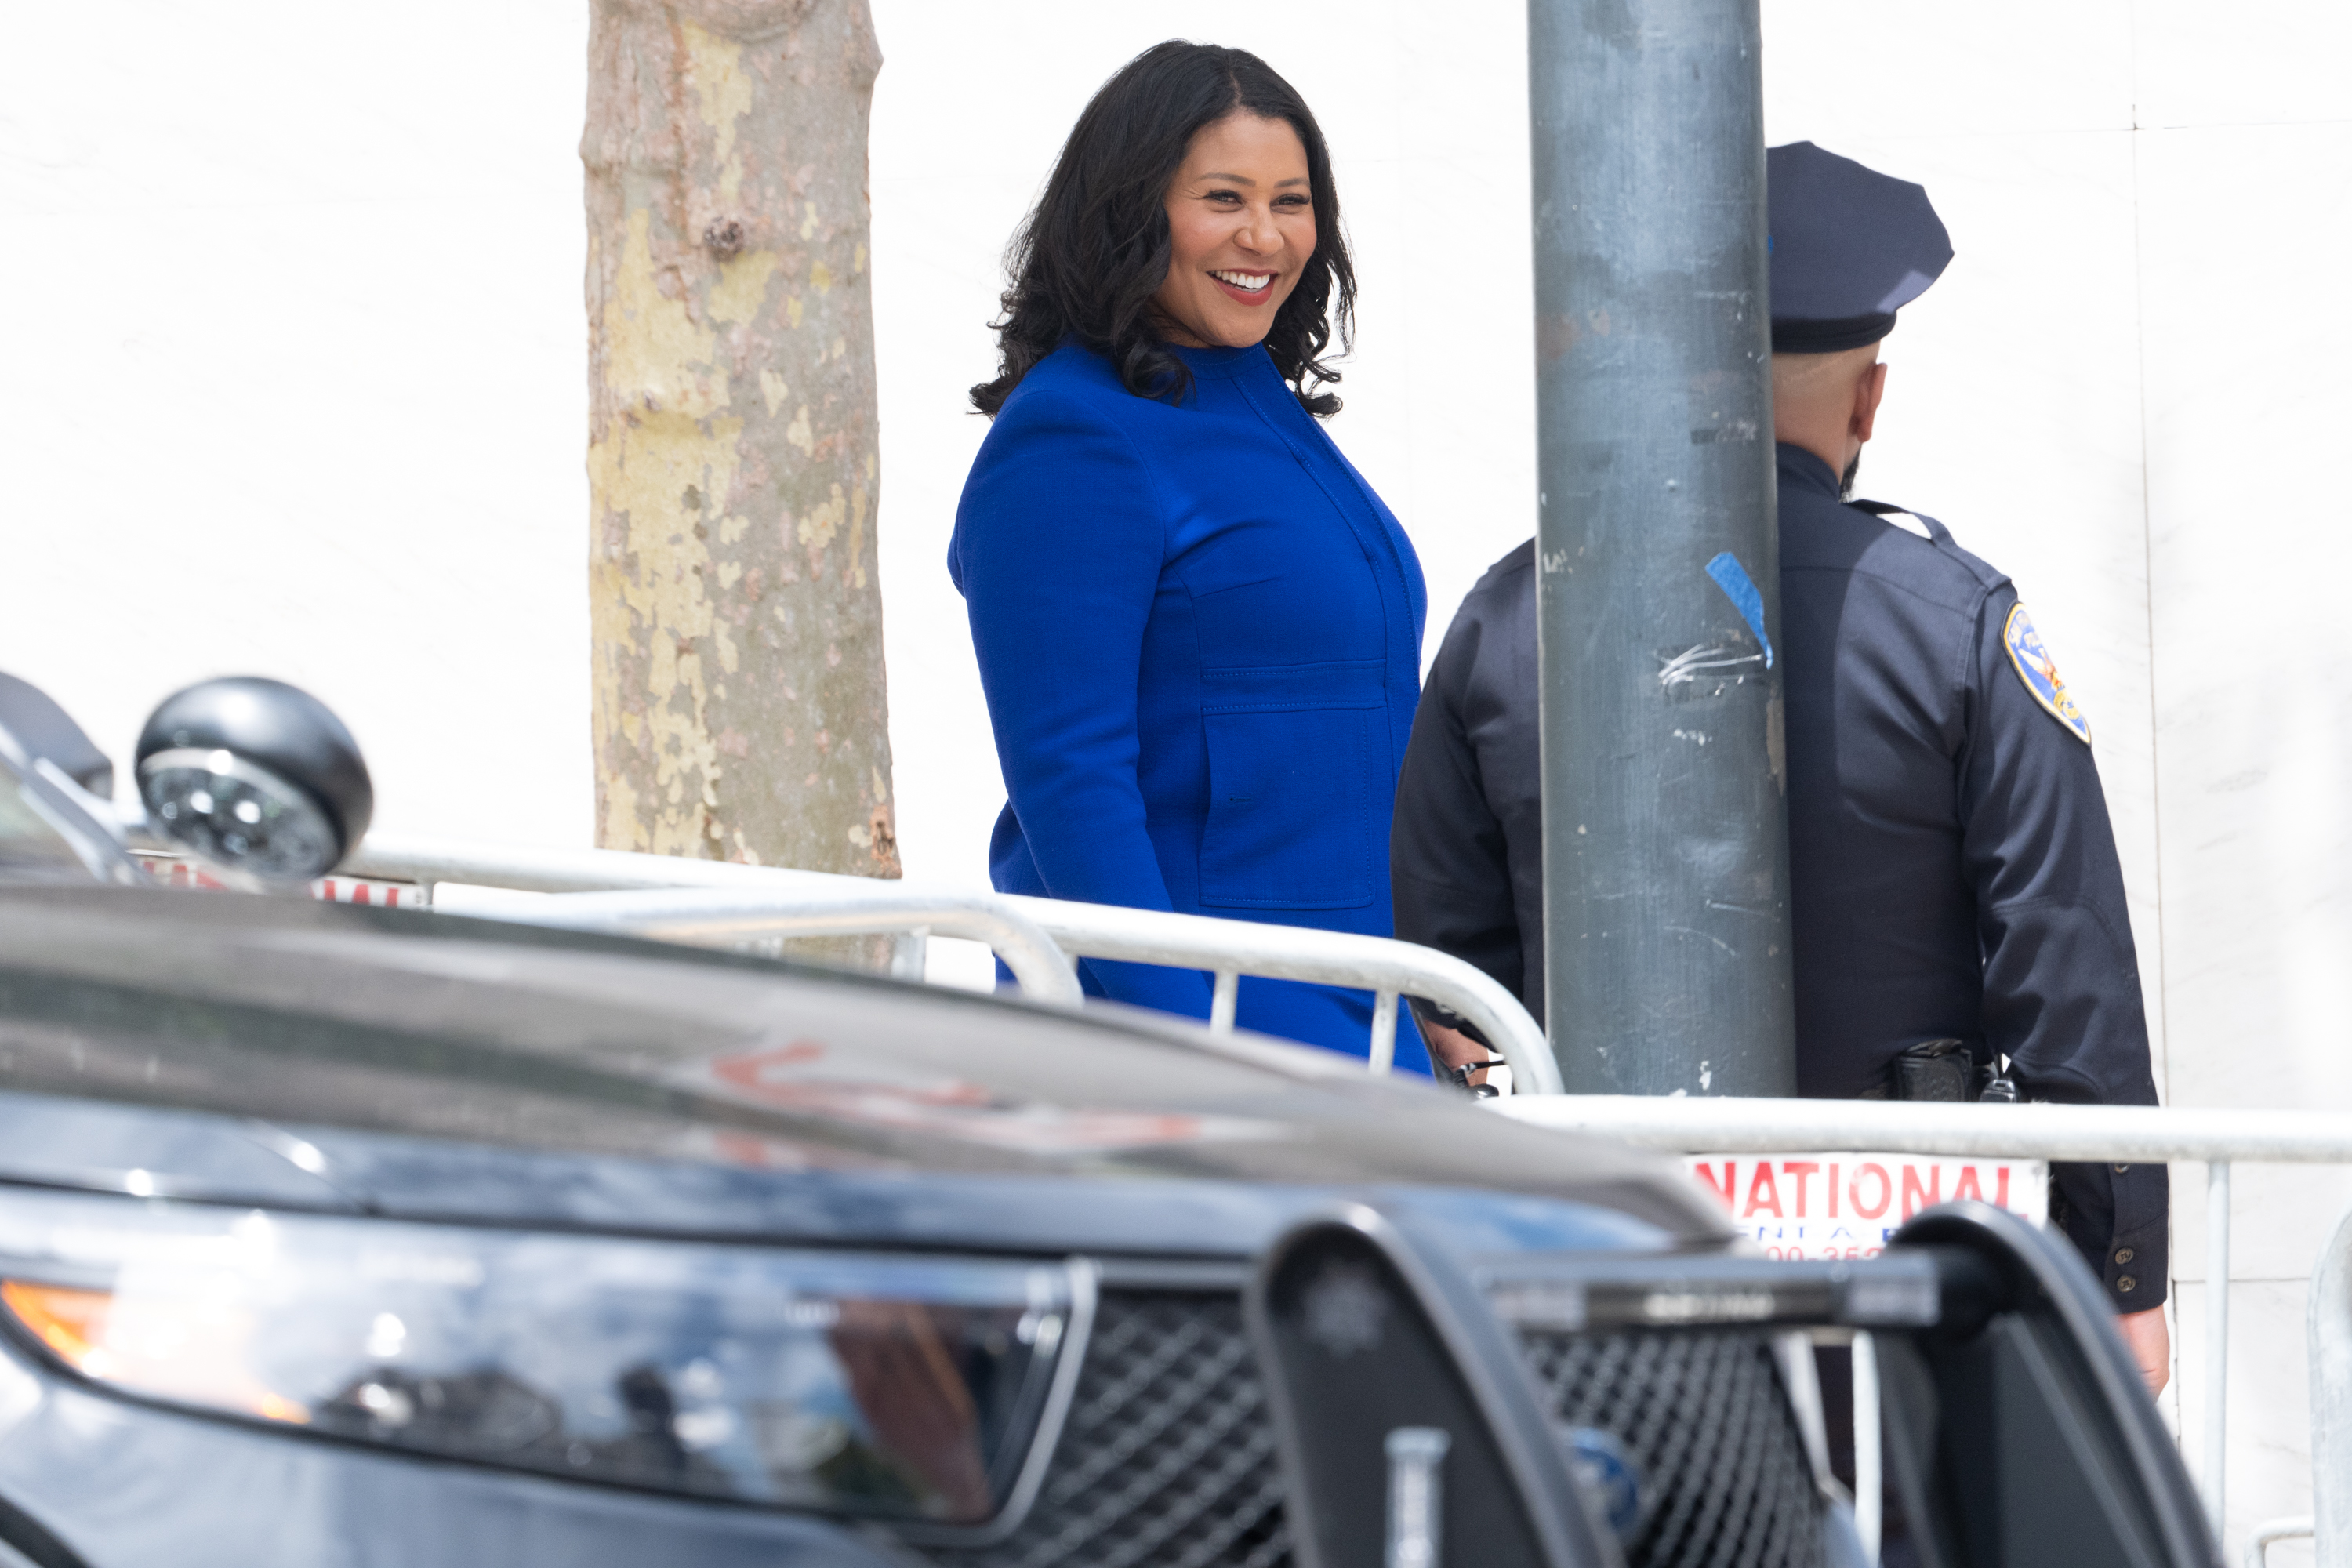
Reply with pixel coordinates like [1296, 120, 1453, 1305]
[136, 678, 373, 884]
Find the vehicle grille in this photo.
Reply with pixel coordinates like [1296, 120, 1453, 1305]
[933, 1289, 1291, 1568]
[1514, 1327, 1820, 1568]
[934, 1294, 1818, 1568]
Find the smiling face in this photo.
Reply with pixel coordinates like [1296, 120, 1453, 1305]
[1150, 111, 1316, 349]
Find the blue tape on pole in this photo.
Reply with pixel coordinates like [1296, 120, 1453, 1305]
[1704, 552, 1773, 669]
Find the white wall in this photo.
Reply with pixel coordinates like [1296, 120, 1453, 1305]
[0, 1, 593, 848]
[3, 2, 2349, 1552]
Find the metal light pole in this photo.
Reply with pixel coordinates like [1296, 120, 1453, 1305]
[1526, 0, 1795, 1097]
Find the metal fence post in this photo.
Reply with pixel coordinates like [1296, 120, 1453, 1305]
[1210, 970, 1240, 1033]
[1854, 1330, 1882, 1564]
[2312, 1202, 2352, 1567]
[2209, 1160, 2232, 1540]
[1368, 990, 1401, 1073]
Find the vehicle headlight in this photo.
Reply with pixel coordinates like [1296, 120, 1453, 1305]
[0, 1185, 1091, 1531]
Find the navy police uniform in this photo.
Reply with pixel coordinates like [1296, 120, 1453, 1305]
[1390, 143, 2167, 1312]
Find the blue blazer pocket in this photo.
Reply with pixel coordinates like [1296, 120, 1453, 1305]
[1197, 661, 1384, 911]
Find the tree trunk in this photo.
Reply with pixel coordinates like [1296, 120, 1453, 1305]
[585, 0, 897, 882]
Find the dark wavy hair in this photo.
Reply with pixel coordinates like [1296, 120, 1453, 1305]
[970, 41, 1356, 420]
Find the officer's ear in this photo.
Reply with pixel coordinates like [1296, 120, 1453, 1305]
[1851, 358, 1890, 446]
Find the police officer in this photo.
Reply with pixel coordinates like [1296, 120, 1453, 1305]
[1390, 142, 2170, 1390]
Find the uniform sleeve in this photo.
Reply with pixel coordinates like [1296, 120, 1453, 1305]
[1958, 585, 2169, 1310]
[952, 390, 1211, 1019]
[1391, 597, 1521, 1040]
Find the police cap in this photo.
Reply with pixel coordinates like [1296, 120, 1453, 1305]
[1767, 141, 1953, 354]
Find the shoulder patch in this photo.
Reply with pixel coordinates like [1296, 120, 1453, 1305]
[2002, 604, 2092, 745]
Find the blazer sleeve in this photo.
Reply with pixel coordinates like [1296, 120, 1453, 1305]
[952, 388, 1212, 1018]
[1958, 584, 2169, 1311]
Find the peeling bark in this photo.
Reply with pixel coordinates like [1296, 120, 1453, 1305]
[586, 0, 897, 880]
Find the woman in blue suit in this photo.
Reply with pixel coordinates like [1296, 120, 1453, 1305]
[949, 42, 1432, 1070]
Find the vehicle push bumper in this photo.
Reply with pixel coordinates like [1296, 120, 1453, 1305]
[1241, 1200, 2213, 1568]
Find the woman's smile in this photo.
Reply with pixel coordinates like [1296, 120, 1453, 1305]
[1210, 268, 1276, 301]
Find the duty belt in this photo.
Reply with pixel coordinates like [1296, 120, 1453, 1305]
[1856, 1037, 2018, 1103]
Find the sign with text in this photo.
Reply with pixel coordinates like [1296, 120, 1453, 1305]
[136, 855, 429, 909]
[1684, 1153, 2047, 1261]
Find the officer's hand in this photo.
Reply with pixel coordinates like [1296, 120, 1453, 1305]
[2117, 1305, 2170, 1396]
[1421, 1022, 1490, 1074]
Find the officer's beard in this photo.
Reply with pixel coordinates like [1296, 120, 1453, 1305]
[1839, 453, 1861, 500]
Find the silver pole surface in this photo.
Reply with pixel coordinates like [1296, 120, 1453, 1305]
[1526, 0, 1796, 1095]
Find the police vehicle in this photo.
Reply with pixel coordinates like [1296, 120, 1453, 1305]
[0, 676, 2212, 1567]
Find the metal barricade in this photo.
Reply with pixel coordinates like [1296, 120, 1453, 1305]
[1495, 1095, 2352, 1563]
[340, 833, 1562, 1094]
[2250, 1518, 2316, 1568]
[314, 833, 2352, 1560]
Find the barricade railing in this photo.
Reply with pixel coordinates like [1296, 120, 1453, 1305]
[340, 833, 1562, 1093]
[302, 834, 2352, 1559]
[1494, 1095, 2352, 1563]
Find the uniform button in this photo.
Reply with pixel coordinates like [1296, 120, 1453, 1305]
[2117, 1276, 2138, 1294]
[2114, 1163, 2131, 1174]
[2114, 1248, 2135, 1265]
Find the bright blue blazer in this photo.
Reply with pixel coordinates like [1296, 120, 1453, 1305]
[949, 340, 1432, 1069]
